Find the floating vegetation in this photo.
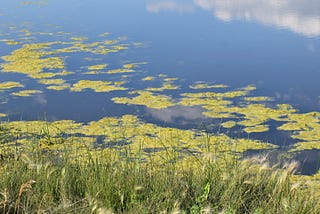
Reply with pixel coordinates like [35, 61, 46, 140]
[289, 141, 320, 152]
[190, 82, 228, 89]
[113, 91, 175, 109]
[1, 43, 65, 78]
[0, 114, 277, 163]
[221, 121, 237, 129]
[243, 96, 274, 102]
[0, 113, 7, 117]
[38, 78, 65, 85]
[0, 31, 132, 82]
[0, 39, 21, 45]
[11, 89, 42, 97]
[146, 82, 179, 92]
[55, 70, 74, 76]
[123, 63, 135, 69]
[107, 69, 135, 74]
[46, 84, 70, 91]
[88, 64, 108, 70]
[0, 81, 24, 90]
[71, 80, 127, 92]
[164, 77, 178, 82]
[243, 125, 270, 133]
[142, 76, 155, 81]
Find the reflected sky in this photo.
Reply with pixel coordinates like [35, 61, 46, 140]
[147, 0, 320, 38]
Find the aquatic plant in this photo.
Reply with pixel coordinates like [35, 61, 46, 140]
[71, 80, 127, 93]
[113, 91, 175, 109]
[0, 82, 24, 90]
[11, 90, 42, 97]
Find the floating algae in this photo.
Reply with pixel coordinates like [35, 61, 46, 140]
[123, 63, 135, 69]
[71, 80, 127, 93]
[0, 39, 21, 45]
[46, 84, 70, 91]
[4, 119, 82, 136]
[142, 76, 155, 81]
[88, 64, 108, 70]
[0, 81, 24, 90]
[38, 78, 65, 85]
[190, 82, 228, 89]
[163, 77, 178, 82]
[289, 141, 320, 152]
[11, 90, 42, 97]
[243, 125, 270, 133]
[1, 43, 65, 78]
[146, 82, 179, 92]
[277, 112, 320, 142]
[0, 30, 132, 81]
[0, 114, 277, 165]
[243, 96, 274, 102]
[221, 121, 237, 129]
[112, 91, 175, 109]
[107, 69, 135, 74]
[54, 70, 74, 76]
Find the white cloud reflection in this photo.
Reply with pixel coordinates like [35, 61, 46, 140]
[194, 0, 320, 37]
[147, 106, 205, 124]
[33, 93, 47, 106]
[146, 0, 195, 13]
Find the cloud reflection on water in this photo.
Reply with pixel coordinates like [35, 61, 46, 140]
[146, 0, 195, 13]
[147, 0, 320, 37]
[194, 0, 320, 37]
[147, 105, 205, 124]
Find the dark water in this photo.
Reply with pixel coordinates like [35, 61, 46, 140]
[0, 0, 320, 172]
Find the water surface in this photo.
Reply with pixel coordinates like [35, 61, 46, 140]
[0, 0, 320, 173]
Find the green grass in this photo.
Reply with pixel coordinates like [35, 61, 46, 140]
[0, 139, 319, 214]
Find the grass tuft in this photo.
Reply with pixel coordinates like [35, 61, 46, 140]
[0, 137, 319, 213]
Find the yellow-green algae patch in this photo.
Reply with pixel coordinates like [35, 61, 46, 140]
[83, 70, 110, 75]
[277, 112, 320, 142]
[243, 125, 270, 133]
[71, 80, 127, 93]
[221, 121, 237, 129]
[112, 91, 175, 109]
[243, 96, 274, 102]
[46, 84, 70, 91]
[0, 39, 21, 45]
[54, 70, 74, 76]
[293, 170, 320, 199]
[163, 77, 178, 82]
[123, 63, 135, 69]
[38, 78, 65, 85]
[0, 113, 7, 117]
[11, 90, 42, 97]
[4, 120, 82, 136]
[1, 43, 65, 78]
[0, 32, 133, 81]
[0, 115, 277, 166]
[107, 69, 135, 74]
[88, 64, 108, 70]
[142, 76, 155, 81]
[190, 83, 228, 89]
[289, 141, 320, 152]
[0, 81, 24, 90]
[146, 82, 179, 92]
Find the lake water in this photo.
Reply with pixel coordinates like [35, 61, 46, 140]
[0, 0, 320, 174]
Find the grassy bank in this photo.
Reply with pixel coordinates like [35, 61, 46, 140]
[0, 141, 319, 214]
